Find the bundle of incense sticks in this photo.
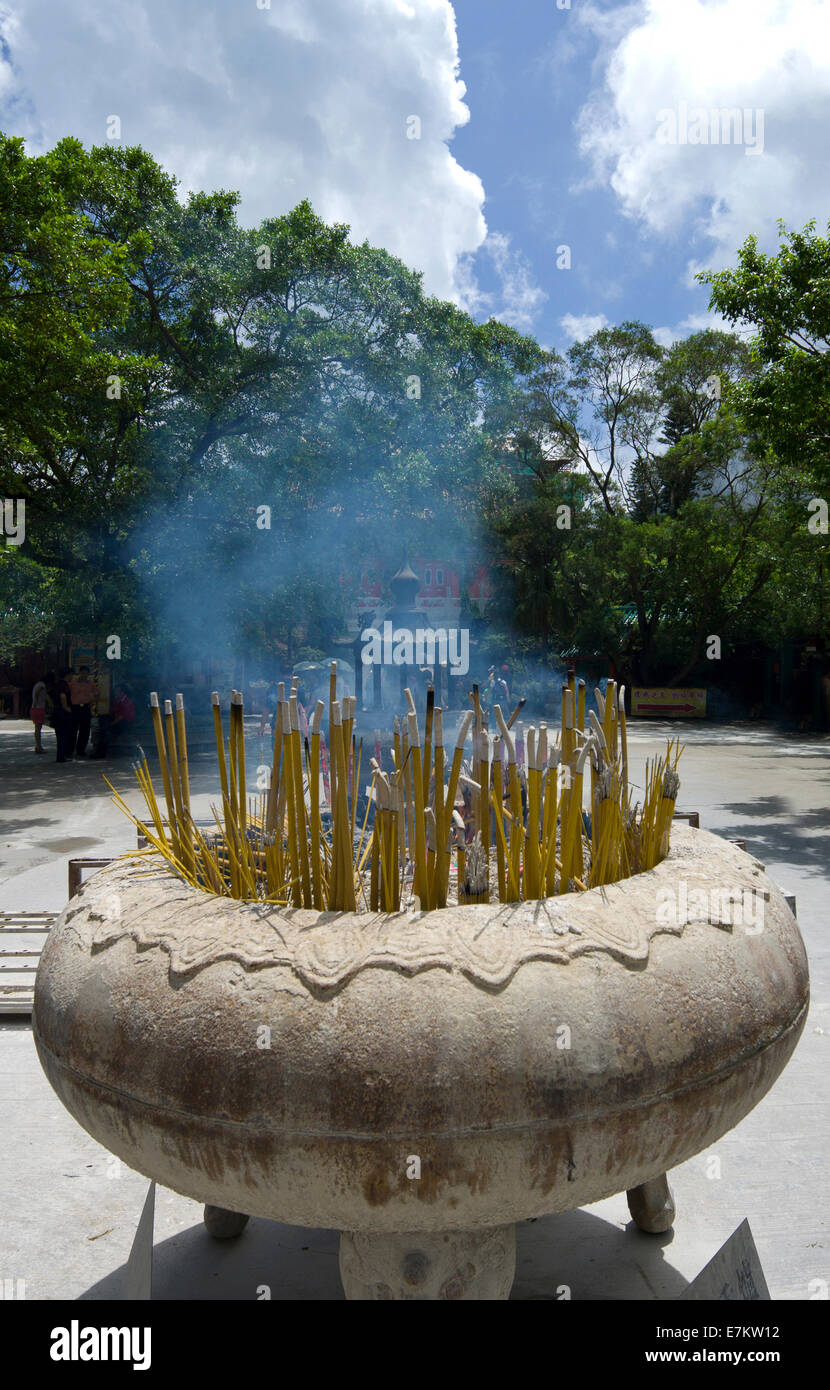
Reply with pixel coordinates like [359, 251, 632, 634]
[637, 738, 683, 873]
[106, 670, 682, 911]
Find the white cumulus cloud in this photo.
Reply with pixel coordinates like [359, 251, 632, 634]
[651, 309, 755, 347]
[560, 311, 610, 342]
[0, 0, 487, 300]
[457, 231, 547, 331]
[576, 0, 830, 271]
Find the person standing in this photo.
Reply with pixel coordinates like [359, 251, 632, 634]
[481, 668, 496, 722]
[793, 657, 813, 732]
[70, 665, 97, 758]
[94, 684, 136, 756]
[494, 666, 510, 709]
[260, 681, 279, 736]
[821, 660, 830, 732]
[49, 670, 74, 763]
[30, 674, 50, 753]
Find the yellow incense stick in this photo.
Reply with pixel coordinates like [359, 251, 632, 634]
[149, 693, 176, 835]
[309, 700, 324, 908]
[407, 710, 429, 910]
[176, 694, 191, 816]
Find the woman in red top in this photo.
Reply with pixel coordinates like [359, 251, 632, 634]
[30, 675, 50, 753]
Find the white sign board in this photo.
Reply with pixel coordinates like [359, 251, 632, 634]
[122, 1181, 155, 1300]
[680, 1219, 770, 1300]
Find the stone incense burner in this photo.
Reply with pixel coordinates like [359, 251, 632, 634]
[33, 826, 808, 1299]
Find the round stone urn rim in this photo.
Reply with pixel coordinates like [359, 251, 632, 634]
[72, 825, 782, 994]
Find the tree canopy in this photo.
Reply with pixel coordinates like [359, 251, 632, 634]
[700, 220, 830, 494]
[0, 134, 539, 668]
[483, 321, 822, 686]
[1, 135, 827, 695]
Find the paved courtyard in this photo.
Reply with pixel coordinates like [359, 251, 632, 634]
[1, 716, 827, 1299]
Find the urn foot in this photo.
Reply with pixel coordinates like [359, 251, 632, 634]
[203, 1205, 250, 1239]
[339, 1225, 516, 1300]
[626, 1172, 676, 1233]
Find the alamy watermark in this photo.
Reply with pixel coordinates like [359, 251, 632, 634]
[656, 881, 765, 934]
[656, 104, 764, 155]
[1, 499, 25, 546]
[361, 622, 470, 677]
[50, 1321, 150, 1370]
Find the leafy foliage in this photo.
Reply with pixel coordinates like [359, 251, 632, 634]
[484, 322, 822, 685]
[2, 135, 827, 692]
[0, 136, 538, 668]
[700, 221, 830, 493]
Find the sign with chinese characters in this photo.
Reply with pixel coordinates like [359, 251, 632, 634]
[680, 1219, 770, 1300]
[631, 687, 706, 718]
[68, 639, 111, 717]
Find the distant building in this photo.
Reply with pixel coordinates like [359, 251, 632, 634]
[343, 558, 493, 634]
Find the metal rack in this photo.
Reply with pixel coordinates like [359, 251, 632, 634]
[0, 858, 115, 1015]
[0, 912, 57, 1015]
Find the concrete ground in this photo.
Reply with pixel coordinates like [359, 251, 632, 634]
[1, 715, 827, 1300]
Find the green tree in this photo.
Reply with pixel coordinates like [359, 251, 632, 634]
[700, 220, 830, 493]
[0, 136, 166, 542]
[485, 324, 790, 686]
[1, 134, 540, 669]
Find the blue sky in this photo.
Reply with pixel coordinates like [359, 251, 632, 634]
[2, 0, 829, 354]
[450, 0, 697, 349]
[449, 0, 830, 350]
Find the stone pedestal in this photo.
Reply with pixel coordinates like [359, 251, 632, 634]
[627, 1173, 676, 1233]
[203, 1205, 250, 1239]
[339, 1225, 516, 1300]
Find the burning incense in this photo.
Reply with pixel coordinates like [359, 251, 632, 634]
[111, 675, 681, 916]
[464, 832, 489, 904]
[176, 694, 191, 817]
[309, 701, 324, 908]
[149, 693, 176, 834]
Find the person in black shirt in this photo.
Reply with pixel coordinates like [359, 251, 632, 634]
[70, 665, 97, 757]
[49, 671, 74, 763]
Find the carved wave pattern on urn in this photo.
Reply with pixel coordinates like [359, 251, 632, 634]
[70, 835, 767, 993]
